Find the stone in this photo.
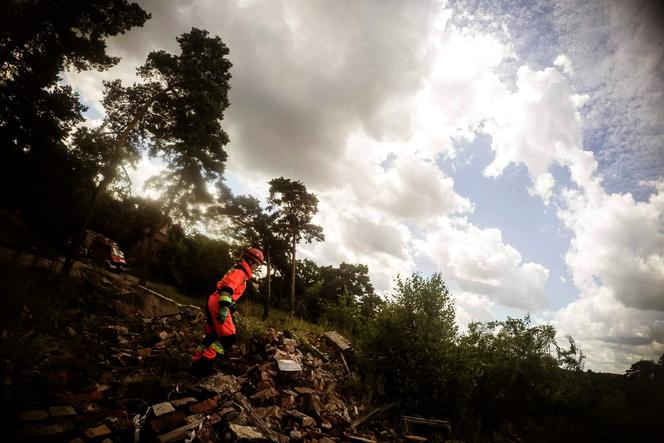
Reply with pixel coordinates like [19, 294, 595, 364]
[280, 395, 296, 410]
[198, 373, 241, 395]
[282, 337, 297, 346]
[276, 359, 302, 372]
[158, 331, 170, 341]
[290, 410, 316, 427]
[19, 409, 49, 422]
[319, 438, 335, 443]
[250, 387, 279, 402]
[84, 424, 112, 439]
[151, 402, 176, 417]
[49, 405, 77, 417]
[170, 397, 198, 408]
[294, 386, 317, 395]
[136, 347, 152, 357]
[228, 423, 266, 441]
[68, 438, 86, 443]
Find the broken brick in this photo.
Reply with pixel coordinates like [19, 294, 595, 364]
[151, 402, 176, 417]
[84, 424, 112, 439]
[49, 405, 77, 418]
[188, 398, 217, 414]
[18, 409, 49, 422]
[228, 423, 266, 441]
[250, 387, 279, 402]
[57, 390, 104, 405]
[294, 386, 317, 395]
[149, 410, 186, 433]
[170, 397, 198, 408]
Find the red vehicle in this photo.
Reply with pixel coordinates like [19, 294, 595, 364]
[86, 232, 128, 272]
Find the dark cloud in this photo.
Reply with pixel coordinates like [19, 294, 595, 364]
[108, 0, 443, 188]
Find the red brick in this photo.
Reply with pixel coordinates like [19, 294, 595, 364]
[188, 398, 217, 414]
[57, 391, 104, 405]
[207, 413, 222, 425]
[149, 411, 186, 433]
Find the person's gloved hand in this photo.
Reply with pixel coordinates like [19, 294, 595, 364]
[229, 301, 237, 314]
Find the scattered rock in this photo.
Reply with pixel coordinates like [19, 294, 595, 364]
[228, 423, 267, 441]
[151, 402, 176, 417]
[84, 424, 112, 439]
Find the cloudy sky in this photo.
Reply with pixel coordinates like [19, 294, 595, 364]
[64, 0, 664, 373]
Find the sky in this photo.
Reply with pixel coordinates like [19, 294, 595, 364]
[63, 0, 664, 373]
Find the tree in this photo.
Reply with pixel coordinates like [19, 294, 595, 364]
[63, 28, 233, 275]
[361, 273, 457, 413]
[217, 194, 289, 320]
[0, 0, 149, 152]
[626, 359, 660, 380]
[267, 177, 324, 315]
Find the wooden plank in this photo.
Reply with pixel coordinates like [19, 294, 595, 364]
[156, 418, 203, 443]
[233, 393, 280, 443]
[402, 415, 450, 427]
[343, 433, 376, 442]
[324, 331, 352, 351]
[351, 403, 394, 431]
[340, 351, 351, 374]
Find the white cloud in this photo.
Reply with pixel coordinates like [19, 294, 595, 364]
[415, 217, 550, 310]
[483, 65, 598, 200]
[558, 182, 664, 312]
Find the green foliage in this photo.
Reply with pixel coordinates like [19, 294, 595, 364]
[267, 177, 324, 313]
[155, 230, 233, 298]
[0, 0, 149, 152]
[361, 273, 457, 414]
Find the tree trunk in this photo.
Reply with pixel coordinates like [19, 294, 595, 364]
[290, 235, 296, 316]
[61, 95, 159, 276]
[262, 247, 271, 321]
[140, 226, 155, 286]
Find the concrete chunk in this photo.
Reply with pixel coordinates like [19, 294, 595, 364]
[228, 423, 267, 441]
[151, 402, 175, 417]
[84, 424, 112, 439]
[276, 359, 302, 372]
[49, 405, 77, 417]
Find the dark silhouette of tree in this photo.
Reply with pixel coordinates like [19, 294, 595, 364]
[626, 359, 660, 380]
[0, 0, 149, 152]
[217, 194, 289, 320]
[63, 28, 233, 275]
[267, 177, 324, 315]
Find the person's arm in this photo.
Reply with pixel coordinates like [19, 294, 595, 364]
[216, 290, 234, 324]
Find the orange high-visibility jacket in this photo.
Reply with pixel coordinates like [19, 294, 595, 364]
[207, 260, 253, 337]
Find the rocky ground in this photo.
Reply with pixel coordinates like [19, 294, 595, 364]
[2, 267, 454, 443]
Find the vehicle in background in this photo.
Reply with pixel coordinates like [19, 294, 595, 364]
[84, 231, 128, 272]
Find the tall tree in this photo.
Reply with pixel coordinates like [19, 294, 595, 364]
[63, 28, 233, 275]
[217, 195, 289, 319]
[0, 0, 149, 152]
[268, 177, 324, 315]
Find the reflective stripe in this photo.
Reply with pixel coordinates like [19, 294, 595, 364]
[210, 341, 224, 354]
[219, 294, 233, 303]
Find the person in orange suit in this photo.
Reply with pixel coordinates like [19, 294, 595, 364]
[190, 247, 264, 376]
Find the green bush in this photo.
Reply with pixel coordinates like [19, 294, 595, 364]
[359, 273, 457, 415]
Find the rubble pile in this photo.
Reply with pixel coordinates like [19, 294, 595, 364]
[6, 272, 455, 442]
